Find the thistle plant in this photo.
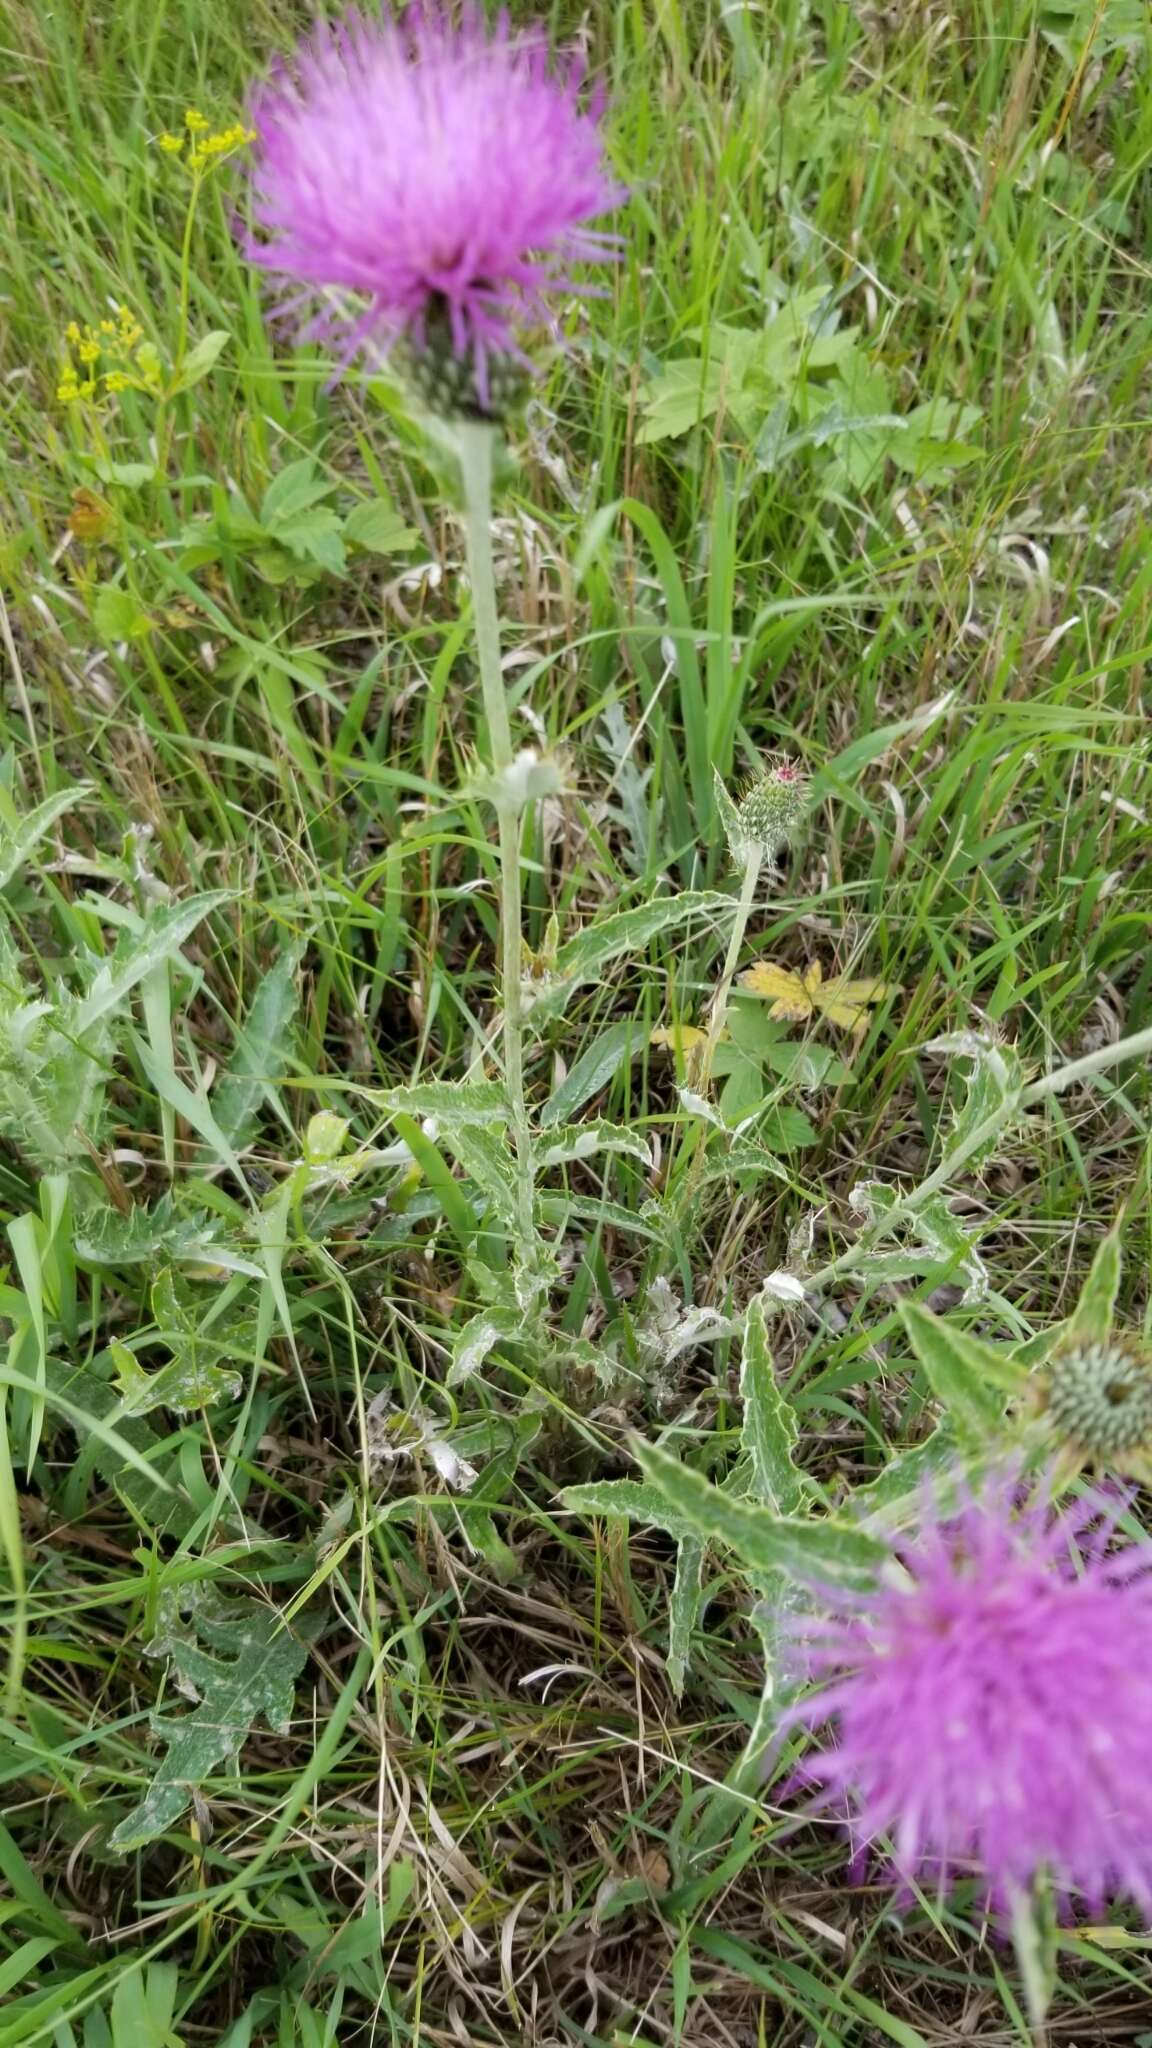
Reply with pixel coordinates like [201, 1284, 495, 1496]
[244, 4, 620, 1278]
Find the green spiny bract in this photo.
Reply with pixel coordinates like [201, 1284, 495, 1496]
[719, 758, 810, 866]
[1042, 1334, 1152, 1461]
[399, 305, 531, 424]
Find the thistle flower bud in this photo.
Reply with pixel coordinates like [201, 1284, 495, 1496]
[715, 758, 810, 867]
[1041, 1334, 1152, 1464]
[399, 303, 531, 424]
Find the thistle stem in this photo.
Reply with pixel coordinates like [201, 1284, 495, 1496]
[456, 419, 535, 1260]
[698, 846, 762, 1094]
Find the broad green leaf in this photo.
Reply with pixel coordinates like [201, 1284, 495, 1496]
[387, 1111, 479, 1254]
[89, 458, 157, 488]
[109, 1584, 309, 1851]
[637, 356, 729, 443]
[74, 893, 230, 1038]
[538, 1192, 663, 1239]
[1011, 1325, 1064, 1373]
[343, 497, 419, 554]
[739, 1298, 804, 1512]
[0, 786, 91, 892]
[539, 1021, 636, 1129]
[0, 1937, 57, 2002]
[634, 1440, 887, 1589]
[125, 1270, 254, 1412]
[536, 1121, 651, 1170]
[890, 399, 983, 484]
[91, 584, 152, 643]
[372, 1080, 510, 1129]
[1067, 1226, 1123, 1344]
[554, 890, 729, 985]
[169, 328, 229, 394]
[1041, 0, 1145, 59]
[273, 507, 346, 576]
[214, 940, 303, 1145]
[900, 1301, 1027, 1440]
[109, 1963, 180, 2048]
[260, 457, 334, 527]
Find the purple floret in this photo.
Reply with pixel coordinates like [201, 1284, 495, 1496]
[783, 1473, 1152, 1917]
[244, 4, 622, 391]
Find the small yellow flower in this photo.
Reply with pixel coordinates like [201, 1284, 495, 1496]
[65, 321, 81, 347]
[78, 338, 100, 365]
[104, 370, 131, 393]
[184, 108, 209, 132]
[99, 319, 116, 336]
[57, 378, 80, 403]
[158, 132, 185, 153]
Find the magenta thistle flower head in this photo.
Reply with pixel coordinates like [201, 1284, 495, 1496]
[244, 4, 623, 416]
[783, 1471, 1152, 1917]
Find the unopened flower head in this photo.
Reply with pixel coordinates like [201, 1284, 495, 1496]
[782, 1470, 1152, 1917]
[1042, 1334, 1152, 1468]
[733, 757, 809, 859]
[244, 4, 622, 418]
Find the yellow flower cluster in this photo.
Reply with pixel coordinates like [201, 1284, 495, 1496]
[57, 307, 158, 406]
[157, 106, 256, 172]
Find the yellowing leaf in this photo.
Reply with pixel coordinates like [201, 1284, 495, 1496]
[68, 487, 113, 543]
[739, 957, 895, 1033]
[650, 1024, 714, 1055]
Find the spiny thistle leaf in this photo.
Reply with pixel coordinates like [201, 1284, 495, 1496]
[110, 1585, 309, 1852]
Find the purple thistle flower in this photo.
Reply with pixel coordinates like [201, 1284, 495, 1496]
[782, 1473, 1152, 1918]
[244, 4, 622, 411]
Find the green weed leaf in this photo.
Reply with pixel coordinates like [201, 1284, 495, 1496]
[554, 890, 730, 986]
[900, 1301, 1027, 1440]
[110, 1584, 309, 1851]
[92, 585, 152, 643]
[75, 893, 229, 1038]
[739, 1298, 805, 1512]
[213, 940, 304, 1147]
[169, 328, 230, 394]
[344, 496, 419, 554]
[0, 786, 91, 892]
[372, 1080, 511, 1129]
[1066, 1226, 1123, 1344]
